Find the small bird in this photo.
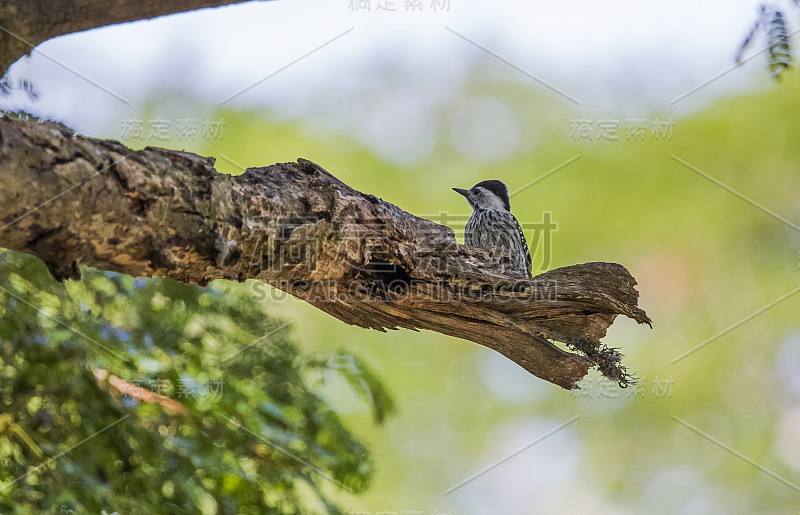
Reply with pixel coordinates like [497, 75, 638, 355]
[453, 180, 532, 279]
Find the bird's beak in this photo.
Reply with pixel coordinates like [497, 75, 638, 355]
[452, 187, 470, 197]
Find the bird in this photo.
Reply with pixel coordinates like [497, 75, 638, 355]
[453, 180, 532, 279]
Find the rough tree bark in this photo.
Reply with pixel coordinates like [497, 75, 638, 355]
[0, 0, 250, 76]
[0, 116, 651, 389]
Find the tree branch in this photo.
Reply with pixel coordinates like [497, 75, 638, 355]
[0, 116, 651, 389]
[0, 0, 250, 76]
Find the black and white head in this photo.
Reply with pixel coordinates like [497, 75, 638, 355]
[452, 180, 511, 212]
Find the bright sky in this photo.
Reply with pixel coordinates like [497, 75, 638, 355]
[0, 0, 779, 143]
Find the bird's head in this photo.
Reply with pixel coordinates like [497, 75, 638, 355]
[452, 180, 511, 212]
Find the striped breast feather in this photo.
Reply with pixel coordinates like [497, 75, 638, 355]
[464, 209, 532, 278]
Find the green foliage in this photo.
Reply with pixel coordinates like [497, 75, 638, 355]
[0, 250, 394, 514]
[306, 353, 396, 426]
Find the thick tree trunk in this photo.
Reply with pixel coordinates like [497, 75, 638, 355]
[0, 116, 651, 389]
[0, 0, 249, 76]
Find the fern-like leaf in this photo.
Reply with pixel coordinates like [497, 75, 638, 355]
[735, 5, 764, 63]
[767, 9, 792, 80]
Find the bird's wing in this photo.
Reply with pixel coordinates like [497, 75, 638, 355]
[512, 215, 533, 279]
[487, 210, 533, 279]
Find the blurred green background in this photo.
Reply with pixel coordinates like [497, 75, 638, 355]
[3, 8, 800, 511]
[183, 71, 800, 512]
